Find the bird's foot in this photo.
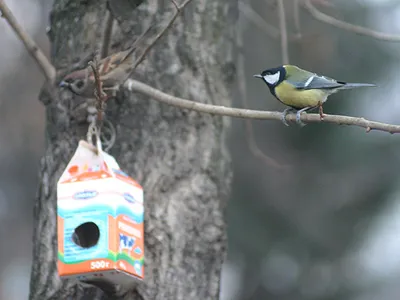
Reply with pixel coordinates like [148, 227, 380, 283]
[296, 107, 310, 127]
[319, 103, 325, 120]
[281, 108, 292, 126]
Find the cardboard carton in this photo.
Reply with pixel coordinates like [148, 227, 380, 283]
[57, 140, 144, 285]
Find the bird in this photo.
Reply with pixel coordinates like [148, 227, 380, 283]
[59, 25, 153, 99]
[253, 65, 376, 126]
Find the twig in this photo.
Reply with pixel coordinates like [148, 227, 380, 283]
[0, 0, 56, 82]
[304, 0, 400, 42]
[239, 1, 280, 39]
[88, 57, 107, 123]
[236, 15, 285, 169]
[293, 0, 301, 38]
[276, 0, 289, 64]
[100, 10, 114, 59]
[88, 56, 117, 152]
[238, 2, 301, 42]
[305, 0, 335, 8]
[123, 0, 194, 82]
[124, 78, 400, 134]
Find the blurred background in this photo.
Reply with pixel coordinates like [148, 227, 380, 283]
[1, 0, 400, 299]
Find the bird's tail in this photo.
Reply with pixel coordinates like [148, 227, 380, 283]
[341, 83, 377, 89]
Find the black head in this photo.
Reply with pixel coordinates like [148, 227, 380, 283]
[253, 66, 286, 88]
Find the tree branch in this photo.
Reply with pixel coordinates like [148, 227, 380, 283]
[239, 1, 301, 42]
[89, 57, 107, 123]
[124, 78, 400, 134]
[239, 1, 280, 39]
[124, 0, 194, 82]
[293, 0, 302, 38]
[0, 0, 56, 82]
[276, 0, 289, 64]
[304, 0, 400, 42]
[100, 9, 114, 59]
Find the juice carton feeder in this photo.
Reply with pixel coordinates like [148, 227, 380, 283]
[57, 140, 144, 285]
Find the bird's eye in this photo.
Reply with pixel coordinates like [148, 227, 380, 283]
[75, 80, 84, 89]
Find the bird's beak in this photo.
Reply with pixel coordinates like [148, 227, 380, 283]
[253, 74, 262, 78]
[59, 80, 69, 88]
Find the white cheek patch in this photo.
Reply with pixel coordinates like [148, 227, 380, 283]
[263, 72, 280, 85]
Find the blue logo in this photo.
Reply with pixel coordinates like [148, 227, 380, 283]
[123, 193, 135, 204]
[73, 190, 98, 200]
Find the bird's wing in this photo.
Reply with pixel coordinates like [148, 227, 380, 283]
[96, 50, 131, 77]
[96, 24, 154, 78]
[100, 67, 127, 87]
[288, 74, 344, 90]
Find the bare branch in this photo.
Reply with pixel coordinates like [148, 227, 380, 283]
[100, 10, 114, 59]
[0, 0, 56, 82]
[125, 78, 400, 134]
[239, 1, 301, 42]
[246, 128, 289, 169]
[237, 15, 286, 169]
[305, 0, 335, 8]
[170, 0, 179, 10]
[124, 0, 194, 82]
[293, 0, 301, 38]
[304, 0, 400, 42]
[88, 57, 107, 123]
[277, 0, 289, 64]
[239, 1, 280, 39]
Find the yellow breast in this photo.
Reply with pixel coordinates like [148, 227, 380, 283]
[274, 81, 327, 109]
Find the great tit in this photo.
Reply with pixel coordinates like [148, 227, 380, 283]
[254, 65, 376, 126]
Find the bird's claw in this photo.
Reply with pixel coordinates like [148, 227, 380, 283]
[319, 104, 325, 120]
[281, 108, 291, 126]
[296, 110, 307, 127]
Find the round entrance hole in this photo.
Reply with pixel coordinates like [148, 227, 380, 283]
[71, 221, 100, 248]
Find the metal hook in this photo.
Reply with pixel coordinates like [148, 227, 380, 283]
[100, 119, 116, 152]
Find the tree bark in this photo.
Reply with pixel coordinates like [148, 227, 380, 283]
[29, 0, 237, 299]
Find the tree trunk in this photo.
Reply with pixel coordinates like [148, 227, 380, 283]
[29, 0, 237, 299]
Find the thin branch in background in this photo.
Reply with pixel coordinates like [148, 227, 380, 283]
[304, 0, 400, 42]
[100, 10, 114, 59]
[305, 0, 335, 8]
[0, 0, 56, 82]
[239, 1, 280, 39]
[124, 78, 400, 134]
[123, 0, 194, 82]
[276, 0, 289, 64]
[245, 122, 289, 169]
[237, 16, 286, 170]
[239, 1, 301, 42]
[293, 0, 302, 38]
